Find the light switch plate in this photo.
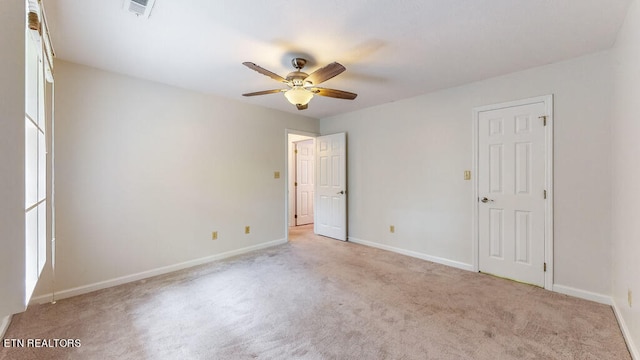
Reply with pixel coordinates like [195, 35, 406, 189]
[274, 171, 280, 179]
[464, 170, 471, 180]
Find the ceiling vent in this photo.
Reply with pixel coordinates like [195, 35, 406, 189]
[123, 0, 157, 18]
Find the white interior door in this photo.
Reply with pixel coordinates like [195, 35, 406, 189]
[295, 139, 314, 226]
[477, 100, 548, 287]
[315, 133, 347, 241]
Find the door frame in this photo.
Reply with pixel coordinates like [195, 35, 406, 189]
[284, 129, 318, 241]
[471, 95, 554, 290]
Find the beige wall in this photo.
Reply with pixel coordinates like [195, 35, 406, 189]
[321, 51, 613, 298]
[33, 61, 319, 297]
[611, 0, 640, 356]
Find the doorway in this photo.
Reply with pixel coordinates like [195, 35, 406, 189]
[287, 132, 316, 230]
[472, 95, 553, 289]
[293, 139, 315, 226]
[285, 131, 348, 242]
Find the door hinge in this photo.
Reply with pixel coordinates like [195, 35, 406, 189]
[544, 190, 547, 199]
[294, 182, 298, 186]
[544, 262, 547, 272]
[539, 115, 547, 126]
[294, 214, 297, 219]
[294, 149, 298, 154]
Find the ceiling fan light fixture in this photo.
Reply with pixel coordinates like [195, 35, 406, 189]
[284, 87, 313, 106]
[242, 58, 356, 109]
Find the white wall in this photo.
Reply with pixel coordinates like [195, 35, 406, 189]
[33, 61, 319, 297]
[611, 0, 640, 356]
[321, 51, 613, 297]
[0, 1, 27, 319]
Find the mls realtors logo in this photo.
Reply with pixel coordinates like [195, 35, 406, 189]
[3, 338, 81, 348]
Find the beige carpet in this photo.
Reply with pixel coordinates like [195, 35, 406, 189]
[1, 225, 631, 359]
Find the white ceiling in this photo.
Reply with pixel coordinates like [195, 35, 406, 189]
[44, 0, 631, 119]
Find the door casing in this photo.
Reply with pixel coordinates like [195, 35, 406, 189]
[472, 95, 554, 290]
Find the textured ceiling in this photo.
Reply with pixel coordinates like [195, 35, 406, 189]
[44, 0, 631, 119]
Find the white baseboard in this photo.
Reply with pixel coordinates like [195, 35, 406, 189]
[30, 238, 287, 305]
[348, 237, 636, 357]
[551, 285, 639, 357]
[612, 299, 639, 360]
[552, 284, 612, 305]
[347, 238, 615, 303]
[348, 237, 474, 272]
[1, 314, 12, 340]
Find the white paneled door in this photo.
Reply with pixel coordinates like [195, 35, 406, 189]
[295, 139, 314, 226]
[477, 99, 550, 287]
[315, 133, 347, 241]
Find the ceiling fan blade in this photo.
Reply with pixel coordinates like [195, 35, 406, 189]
[310, 87, 357, 100]
[304, 62, 346, 85]
[242, 89, 285, 96]
[242, 62, 287, 83]
[296, 104, 308, 110]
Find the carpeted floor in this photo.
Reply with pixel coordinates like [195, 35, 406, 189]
[1, 225, 631, 359]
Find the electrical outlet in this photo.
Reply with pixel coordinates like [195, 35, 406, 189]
[390, 225, 395, 233]
[211, 231, 218, 240]
[245, 226, 250, 234]
[274, 171, 280, 179]
[629, 289, 633, 308]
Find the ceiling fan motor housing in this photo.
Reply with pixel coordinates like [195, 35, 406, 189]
[286, 71, 310, 86]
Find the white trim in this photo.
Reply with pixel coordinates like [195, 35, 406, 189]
[551, 284, 612, 305]
[612, 299, 640, 360]
[348, 237, 474, 272]
[471, 95, 554, 290]
[552, 286, 638, 359]
[351, 236, 636, 356]
[471, 102, 479, 271]
[30, 238, 287, 305]
[542, 95, 554, 291]
[1, 315, 12, 340]
[351, 234, 637, 356]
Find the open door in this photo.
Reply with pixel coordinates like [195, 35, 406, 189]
[315, 133, 347, 241]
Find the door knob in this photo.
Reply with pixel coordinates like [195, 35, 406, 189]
[337, 190, 345, 195]
[481, 197, 494, 203]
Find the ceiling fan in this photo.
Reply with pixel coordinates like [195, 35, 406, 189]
[242, 58, 357, 110]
